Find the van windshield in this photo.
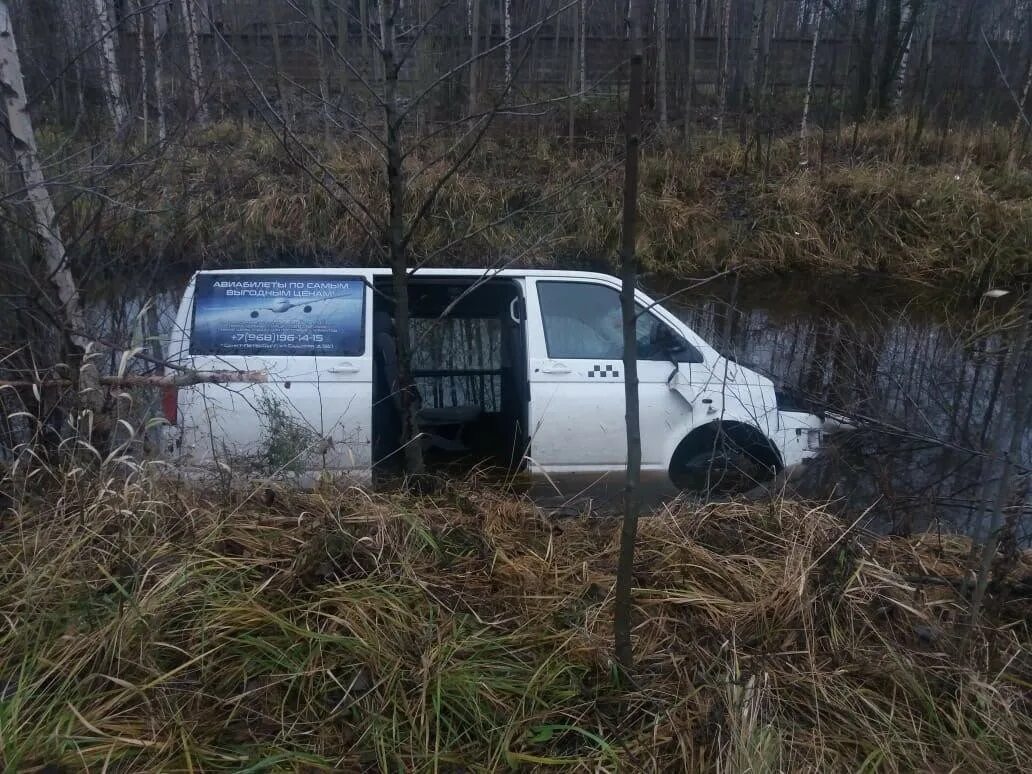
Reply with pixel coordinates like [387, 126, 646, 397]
[190, 273, 365, 356]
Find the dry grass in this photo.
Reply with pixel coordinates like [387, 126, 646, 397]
[34, 116, 1032, 287]
[1, 460, 1030, 771]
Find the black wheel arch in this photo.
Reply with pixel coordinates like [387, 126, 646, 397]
[667, 420, 783, 490]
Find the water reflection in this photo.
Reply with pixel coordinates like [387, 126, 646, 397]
[661, 276, 1030, 543]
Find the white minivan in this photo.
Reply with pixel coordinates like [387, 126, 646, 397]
[162, 268, 825, 491]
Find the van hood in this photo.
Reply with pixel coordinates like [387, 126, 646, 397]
[720, 357, 774, 388]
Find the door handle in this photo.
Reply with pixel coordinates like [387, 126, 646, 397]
[540, 363, 571, 375]
[326, 363, 360, 374]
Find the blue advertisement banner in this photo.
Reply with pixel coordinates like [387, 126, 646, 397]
[190, 273, 365, 356]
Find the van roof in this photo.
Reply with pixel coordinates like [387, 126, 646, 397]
[193, 267, 620, 282]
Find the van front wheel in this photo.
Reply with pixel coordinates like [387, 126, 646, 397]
[668, 424, 781, 494]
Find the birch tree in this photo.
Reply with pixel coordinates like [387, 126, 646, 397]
[0, 2, 96, 399]
[182, 0, 208, 123]
[92, 0, 128, 129]
[800, 0, 823, 160]
[894, 0, 917, 111]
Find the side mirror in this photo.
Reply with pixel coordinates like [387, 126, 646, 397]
[651, 324, 684, 354]
[650, 324, 703, 363]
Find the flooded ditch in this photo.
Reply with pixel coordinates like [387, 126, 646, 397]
[82, 269, 1030, 543]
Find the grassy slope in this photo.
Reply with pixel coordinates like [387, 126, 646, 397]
[63, 119, 1032, 286]
[1, 468, 1029, 771]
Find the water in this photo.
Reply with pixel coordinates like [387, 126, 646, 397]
[85, 271, 1031, 542]
[659, 275, 1030, 542]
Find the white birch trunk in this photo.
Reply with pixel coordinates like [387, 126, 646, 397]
[93, 0, 128, 128]
[0, 3, 89, 354]
[152, 1, 168, 141]
[894, 1, 915, 112]
[181, 0, 207, 123]
[800, 1, 823, 159]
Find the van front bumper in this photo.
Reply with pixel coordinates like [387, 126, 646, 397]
[775, 410, 825, 470]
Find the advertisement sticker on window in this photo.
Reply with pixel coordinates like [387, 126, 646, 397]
[191, 273, 365, 356]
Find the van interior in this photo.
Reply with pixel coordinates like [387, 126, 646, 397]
[371, 277, 528, 477]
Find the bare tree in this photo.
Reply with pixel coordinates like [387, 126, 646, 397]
[854, 0, 880, 123]
[152, 1, 169, 142]
[657, 0, 668, 131]
[379, 0, 423, 476]
[614, 0, 645, 671]
[1007, 55, 1032, 169]
[182, 0, 208, 123]
[93, 0, 128, 129]
[716, 0, 731, 137]
[504, 0, 513, 83]
[683, 0, 696, 141]
[136, 0, 149, 140]
[469, 0, 481, 114]
[968, 293, 1032, 632]
[266, 0, 291, 128]
[312, 0, 331, 142]
[800, 0, 824, 159]
[578, 0, 586, 93]
[911, 2, 935, 146]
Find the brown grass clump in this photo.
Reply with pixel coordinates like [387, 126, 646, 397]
[35, 117, 1032, 288]
[1, 464, 1030, 771]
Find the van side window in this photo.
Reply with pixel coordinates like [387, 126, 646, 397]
[190, 273, 365, 356]
[536, 281, 703, 362]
